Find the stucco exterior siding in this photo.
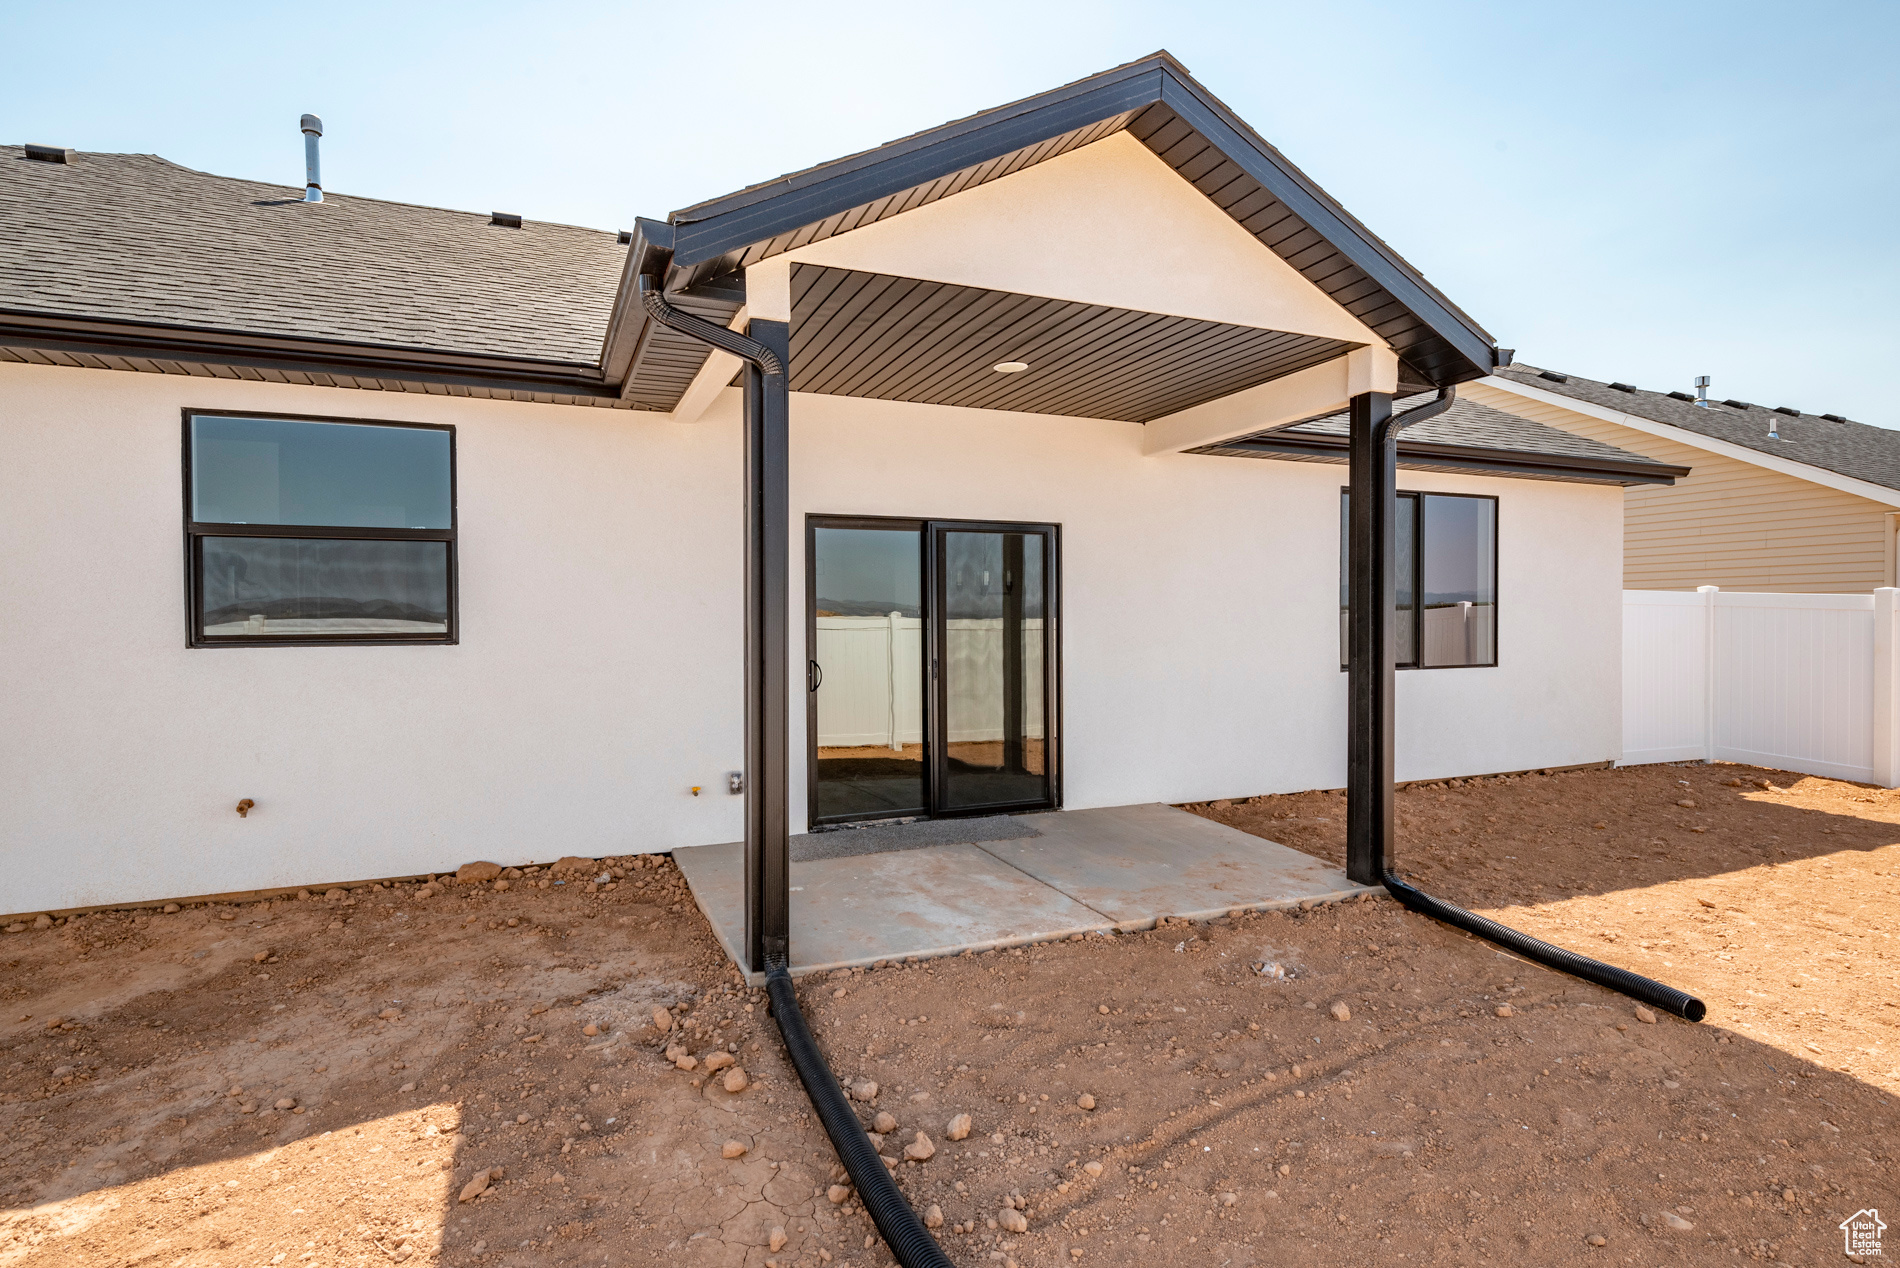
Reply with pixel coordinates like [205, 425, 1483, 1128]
[1464, 382, 1896, 593]
[0, 363, 1625, 916]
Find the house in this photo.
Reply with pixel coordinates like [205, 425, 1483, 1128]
[0, 54, 1679, 955]
[1468, 365, 1900, 592]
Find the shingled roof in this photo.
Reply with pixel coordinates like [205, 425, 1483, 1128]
[1491, 364, 1900, 493]
[1192, 391, 1686, 486]
[2, 53, 1503, 412]
[0, 146, 624, 371]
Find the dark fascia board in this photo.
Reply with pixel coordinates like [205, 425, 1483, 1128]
[1150, 76, 1496, 379]
[1212, 429, 1688, 486]
[597, 217, 675, 396]
[669, 63, 1164, 259]
[0, 309, 620, 399]
[659, 52, 1497, 384]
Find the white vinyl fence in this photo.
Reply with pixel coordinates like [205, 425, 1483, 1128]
[813, 615, 1045, 750]
[1622, 587, 1900, 786]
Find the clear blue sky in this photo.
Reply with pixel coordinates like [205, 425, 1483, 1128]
[8, 0, 1896, 424]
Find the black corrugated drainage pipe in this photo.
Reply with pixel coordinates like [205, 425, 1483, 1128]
[1381, 873, 1706, 1020]
[640, 272, 952, 1268]
[1368, 388, 1706, 1023]
[766, 956, 956, 1268]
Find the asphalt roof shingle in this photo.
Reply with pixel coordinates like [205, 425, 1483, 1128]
[1493, 365, 1900, 493]
[0, 147, 625, 365]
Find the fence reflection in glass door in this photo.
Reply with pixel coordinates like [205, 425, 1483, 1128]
[935, 526, 1052, 812]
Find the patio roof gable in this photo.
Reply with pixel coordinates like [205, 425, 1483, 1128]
[610, 52, 1500, 407]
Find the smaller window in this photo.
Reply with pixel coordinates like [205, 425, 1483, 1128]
[1340, 491, 1496, 669]
[184, 413, 456, 645]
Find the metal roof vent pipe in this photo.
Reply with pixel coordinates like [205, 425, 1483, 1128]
[1693, 374, 1710, 408]
[300, 114, 324, 203]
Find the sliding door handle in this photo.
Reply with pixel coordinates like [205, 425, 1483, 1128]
[808, 660, 823, 692]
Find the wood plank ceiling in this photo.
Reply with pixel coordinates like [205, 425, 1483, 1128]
[789, 264, 1358, 423]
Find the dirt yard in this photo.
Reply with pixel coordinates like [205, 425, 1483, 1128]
[1, 762, 1895, 1267]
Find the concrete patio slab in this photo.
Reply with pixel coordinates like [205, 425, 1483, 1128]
[673, 802, 1372, 982]
[979, 803, 1369, 927]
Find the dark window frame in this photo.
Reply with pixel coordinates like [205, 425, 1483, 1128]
[181, 409, 459, 648]
[1339, 488, 1498, 671]
[804, 513, 1063, 829]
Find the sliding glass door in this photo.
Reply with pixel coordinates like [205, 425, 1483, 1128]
[807, 517, 1058, 826]
[808, 522, 928, 823]
[934, 525, 1053, 813]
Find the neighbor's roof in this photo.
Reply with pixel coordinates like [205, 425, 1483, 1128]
[1194, 391, 1687, 486]
[1492, 364, 1900, 493]
[0, 146, 623, 367]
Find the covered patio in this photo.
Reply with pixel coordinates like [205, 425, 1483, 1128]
[612, 52, 1506, 979]
[674, 802, 1371, 982]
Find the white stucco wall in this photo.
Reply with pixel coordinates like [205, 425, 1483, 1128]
[0, 363, 1624, 916]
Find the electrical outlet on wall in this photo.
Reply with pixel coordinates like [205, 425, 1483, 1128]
[728, 772, 744, 795]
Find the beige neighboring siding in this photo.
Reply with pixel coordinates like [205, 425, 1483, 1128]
[1464, 383, 1896, 593]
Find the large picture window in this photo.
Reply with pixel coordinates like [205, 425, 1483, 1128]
[184, 412, 456, 645]
[1339, 490, 1496, 669]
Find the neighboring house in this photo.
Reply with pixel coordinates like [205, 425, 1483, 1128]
[0, 53, 1677, 918]
[1469, 366, 1900, 592]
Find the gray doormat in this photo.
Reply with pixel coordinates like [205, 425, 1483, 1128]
[792, 814, 1044, 862]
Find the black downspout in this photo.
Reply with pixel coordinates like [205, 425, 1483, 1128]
[1346, 384, 1706, 1022]
[636, 274, 956, 1268]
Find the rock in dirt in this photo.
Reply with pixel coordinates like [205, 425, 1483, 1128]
[722, 1067, 749, 1093]
[274, 1098, 296, 1110]
[722, 1140, 747, 1159]
[251, 951, 269, 963]
[945, 1113, 972, 1141]
[582, 1024, 600, 1037]
[849, 1079, 879, 1103]
[923, 1205, 943, 1229]
[998, 1208, 1028, 1234]
[1675, 799, 1696, 809]
[1585, 1234, 1607, 1246]
[493, 880, 511, 892]
[1329, 1002, 1351, 1022]
[770, 1226, 789, 1251]
[1083, 1161, 1104, 1178]
[457, 861, 503, 882]
[1218, 1192, 1238, 1207]
[1662, 1212, 1694, 1231]
[904, 1132, 936, 1161]
[33, 914, 55, 930]
[705, 1052, 736, 1073]
[458, 1170, 494, 1203]
[873, 1111, 898, 1134]
[551, 856, 598, 876]
[1634, 1006, 1657, 1025]
[1076, 1093, 1096, 1111]
[675, 1054, 699, 1071]
[653, 1008, 674, 1033]
[1495, 1004, 1514, 1018]
[828, 1184, 851, 1205]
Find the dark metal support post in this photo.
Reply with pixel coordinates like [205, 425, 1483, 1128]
[1346, 390, 1396, 886]
[743, 319, 792, 973]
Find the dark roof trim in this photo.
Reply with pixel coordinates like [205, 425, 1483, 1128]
[1201, 428, 1689, 486]
[670, 63, 1162, 257]
[0, 309, 619, 399]
[658, 53, 1497, 388]
[1149, 74, 1495, 379]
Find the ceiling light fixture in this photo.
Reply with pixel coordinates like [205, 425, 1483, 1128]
[992, 361, 1029, 374]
